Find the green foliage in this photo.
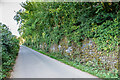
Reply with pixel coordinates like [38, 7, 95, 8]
[15, 1, 120, 78]
[92, 20, 119, 52]
[0, 23, 20, 79]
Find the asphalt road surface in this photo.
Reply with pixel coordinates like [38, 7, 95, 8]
[11, 45, 98, 78]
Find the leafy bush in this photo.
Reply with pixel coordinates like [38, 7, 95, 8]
[0, 23, 20, 79]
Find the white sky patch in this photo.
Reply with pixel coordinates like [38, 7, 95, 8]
[0, 0, 27, 3]
[0, 0, 27, 37]
[0, 3, 2, 22]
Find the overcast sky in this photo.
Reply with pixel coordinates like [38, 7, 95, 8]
[0, 0, 27, 37]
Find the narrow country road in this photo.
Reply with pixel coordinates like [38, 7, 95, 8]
[11, 45, 98, 78]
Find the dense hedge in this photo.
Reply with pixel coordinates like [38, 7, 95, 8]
[14, 1, 120, 78]
[0, 23, 20, 79]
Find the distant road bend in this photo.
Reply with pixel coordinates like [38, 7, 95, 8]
[11, 45, 98, 78]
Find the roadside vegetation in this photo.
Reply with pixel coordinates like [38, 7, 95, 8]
[0, 23, 20, 79]
[14, 1, 120, 78]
